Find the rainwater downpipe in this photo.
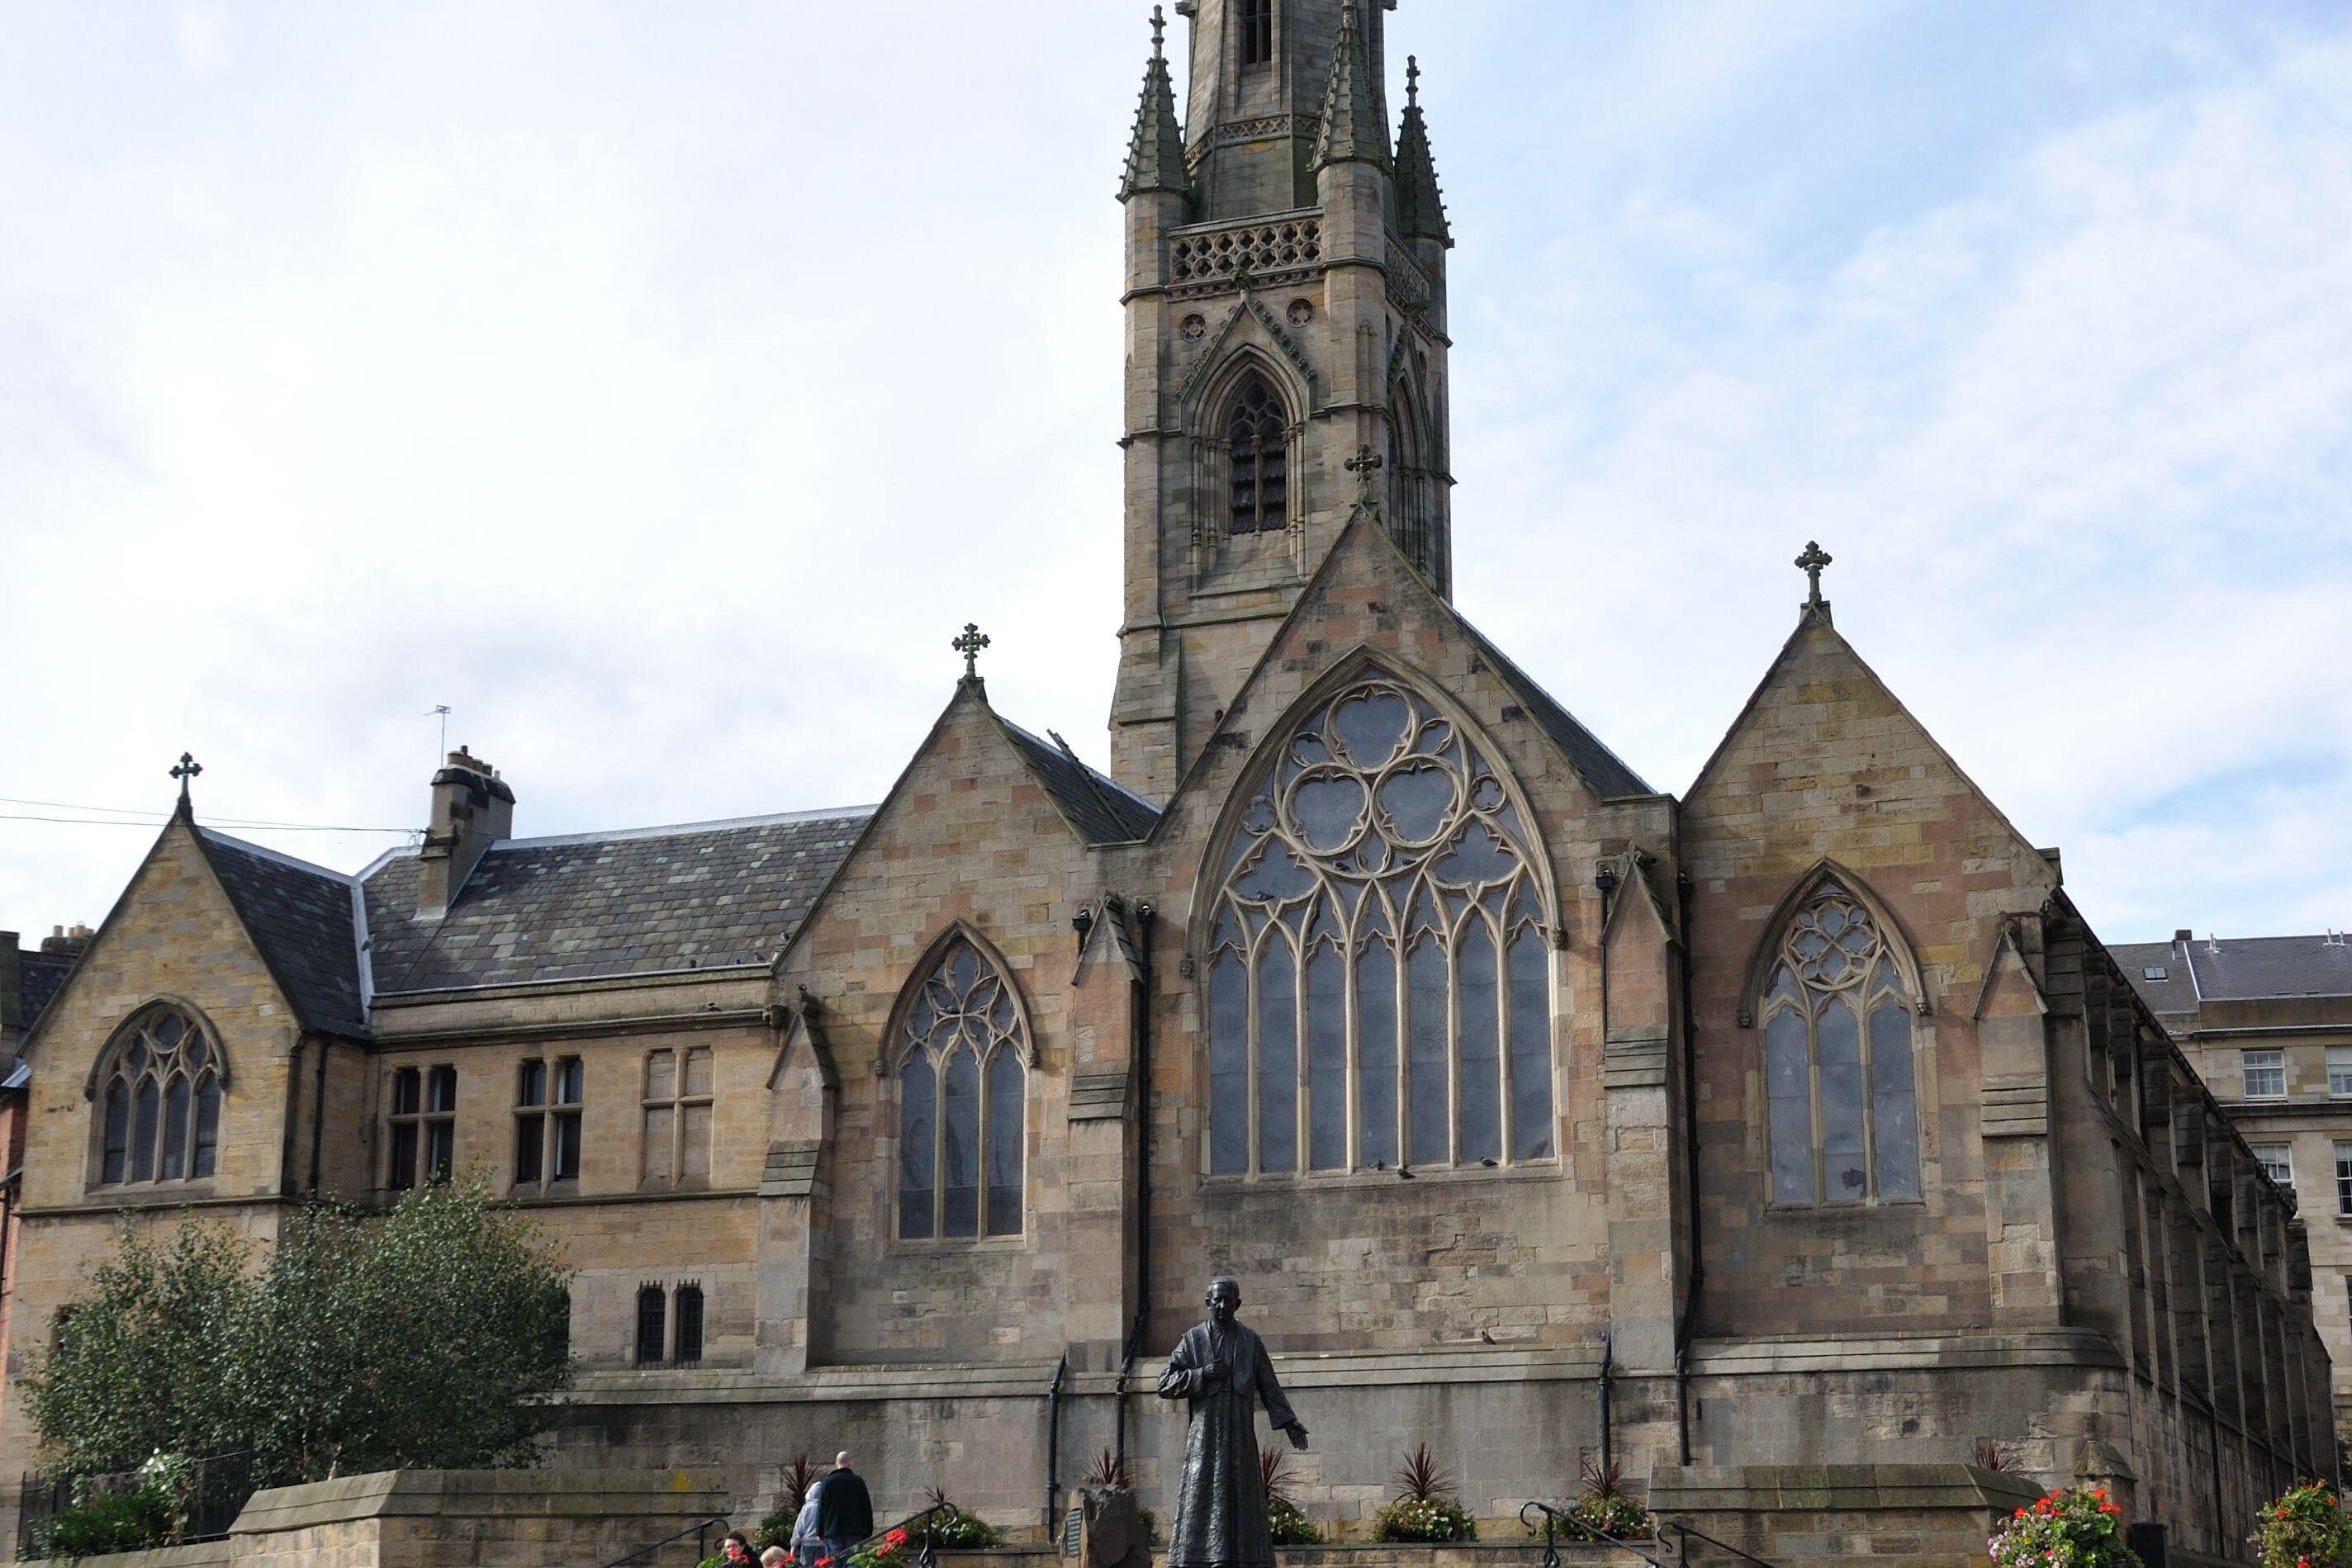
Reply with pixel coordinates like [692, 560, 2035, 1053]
[1674, 869, 1703, 1467]
[1046, 1352, 1068, 1537]
[1597, 1331, 1614, 1477]
[1115, 902, 1158, 1476]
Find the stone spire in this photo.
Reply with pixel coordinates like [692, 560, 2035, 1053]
[1393, 58, 1451, 246]
[1312, 1, 1388, 172]
[1119, 7, 1190, 201]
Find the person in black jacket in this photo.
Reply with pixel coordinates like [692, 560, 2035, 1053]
[813, 1452, 874, 1565]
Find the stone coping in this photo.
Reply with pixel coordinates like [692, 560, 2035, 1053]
[44, 1543, 236, 1568]
[230, 1468, 730, 1535]
[1650, 1463, 2046, 1513]
[1686, 1327, 2126, 1376]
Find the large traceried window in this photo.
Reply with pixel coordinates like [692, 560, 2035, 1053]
[897, 936, 1027, 1241]
[1760, 879, 1922, 1206]
[97, 1006, 223, 1186]
[1206, 675, 1554, 1177]
[1226, 375, 1289, 535]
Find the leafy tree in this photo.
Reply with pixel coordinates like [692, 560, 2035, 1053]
[26, 1179, 573, 1489]
[23, 1220, 253, 1476]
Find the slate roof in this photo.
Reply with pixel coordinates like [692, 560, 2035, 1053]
[1449, 611, 1656, 800]
[17, 950, 76, 1043]
[361, 808, 872, 994]
[196, 828, 371, 1038]
[2117, 935, 2352, 1015]
[993, 717, 1163, 846]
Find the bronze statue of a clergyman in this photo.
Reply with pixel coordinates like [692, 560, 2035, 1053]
[1158, 1276, 1307, 1568]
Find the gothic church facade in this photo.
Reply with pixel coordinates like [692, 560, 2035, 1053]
[2, 4, 2331, 1561]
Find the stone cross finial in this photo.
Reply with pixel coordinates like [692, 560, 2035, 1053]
[1406, 56, 1421, 106]
[953, 623, 992, 683]
[1346, 445, 1384, 514]
[170, 751, 203, 806]
[1151, 4, 1165, 56]
[1795, 541, 1833, 609]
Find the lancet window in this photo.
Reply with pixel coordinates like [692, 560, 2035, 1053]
[1227, 375, 1289, 535]
[97, 1006, 223, 1186]
[897, 937, 1027, 1240]
[1239, 0, 1274, 66]
[1760, 879, 1922, 1205]
[1206, 676, 1554, 1177]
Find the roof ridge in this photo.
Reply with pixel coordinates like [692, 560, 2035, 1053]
[486, 804, 879, 852]
[197, 826, 362, 887]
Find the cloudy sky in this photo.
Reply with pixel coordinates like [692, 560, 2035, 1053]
[2, 1, 2348, 949]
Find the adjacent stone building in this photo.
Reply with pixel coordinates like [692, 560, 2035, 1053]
[2121, 932, 2352, 1435]
[0, 4, 2332, 1561]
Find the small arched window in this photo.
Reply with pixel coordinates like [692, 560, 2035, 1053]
[1761, 879, 1922, 1205]
[1227, 375, 1289, 536]
[1205, 675, 1554, 1177]
[674, 1284, 704, 1366]
[1239, 0, 1274, 65]
[897, 936, 1028, 1241]
[634, 1285, 666, 1366]
[97, 1006, 223, 1186]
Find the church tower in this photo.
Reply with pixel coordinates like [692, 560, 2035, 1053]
[1110, 0, 1455, 799]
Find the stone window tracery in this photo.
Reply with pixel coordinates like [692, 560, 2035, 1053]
[1205, 676, 1555, 1177]
[97, 1005, 222, 1186]
[1226, 375, 1289, 535]
[1760, 879, 1922, 1206]
[896, 936, 1027, 1240]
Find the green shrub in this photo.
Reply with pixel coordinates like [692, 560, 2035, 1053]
[32, 1485, 173, 1559]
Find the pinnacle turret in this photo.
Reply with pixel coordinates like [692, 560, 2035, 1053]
[1312, 0, 1389, 172]
[1119, 7, 1189, 201]
[1394, 57, 1451, 246]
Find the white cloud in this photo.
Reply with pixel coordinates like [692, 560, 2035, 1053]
[2, 2, 2347, 950]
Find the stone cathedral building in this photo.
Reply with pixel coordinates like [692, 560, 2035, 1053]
[1, 3, 2333, 1561]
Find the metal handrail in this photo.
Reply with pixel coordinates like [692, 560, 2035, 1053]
[827, 1502, 953, 1568]
[600, 1515, 725, 1568]
[1520, 1500, 1673, 1568]
[1660, 1523, 1779, 1568]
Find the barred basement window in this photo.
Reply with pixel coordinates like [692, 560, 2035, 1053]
[633, 1285, 666, 1366]
[897, 936, 1028, 1240]
[1204, 675, 1555, 1177]
[674, 1284, 704, 1366]
[1227, 375, 1288, 535]
[642, 1047, 714, 1186]
[515, 1057, 584, 1184]
[387, 1064, 457, 1191]
[1238, 0, 1273, 65]
[96, 1005, 223, 1186]
[1761, 879, 1922, 1206]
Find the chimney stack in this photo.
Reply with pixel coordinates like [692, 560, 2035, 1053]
[415, 746, 514, 920]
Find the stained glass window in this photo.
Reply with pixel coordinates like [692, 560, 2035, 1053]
[1760, 879, 1922, 1205]
[96, 1006, 224, 1187]
[897, 936, 1027, 1239]
[1206, 676, 1554, 1175]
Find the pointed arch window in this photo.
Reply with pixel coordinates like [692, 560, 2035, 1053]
[1206, 675, 1554, 1177]
[97, 1006, 223, 1186]
[897, 936, 1028, 1241]
[1227, 375, 1289, 535]
[1239, 0, 1274, 66]
[1760, 879, 1922, 1206]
